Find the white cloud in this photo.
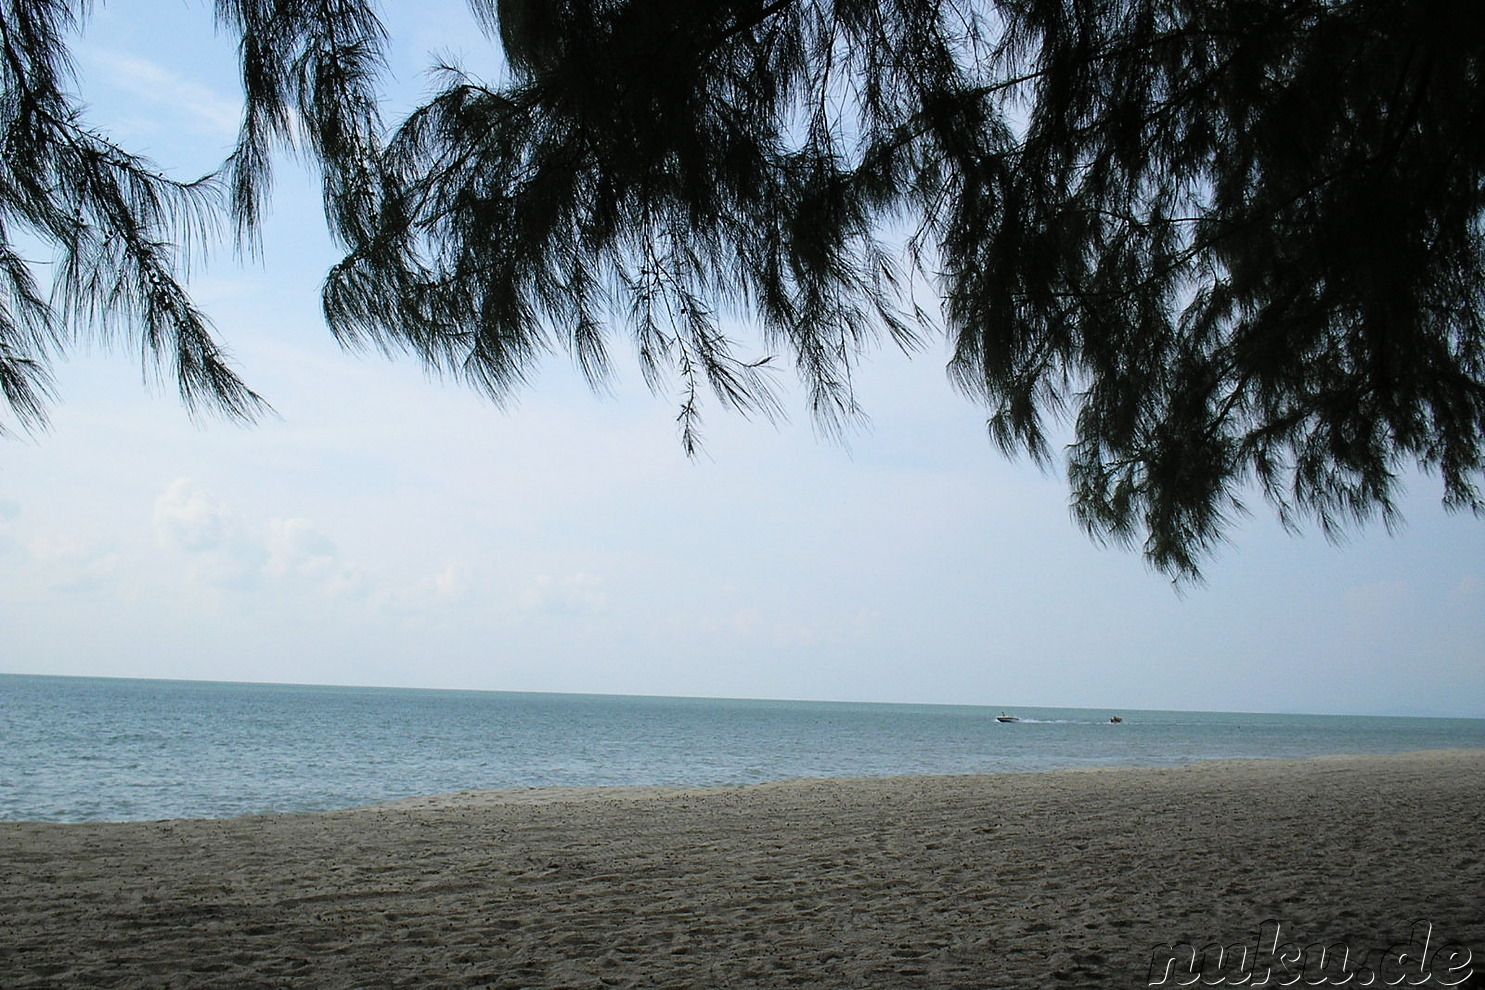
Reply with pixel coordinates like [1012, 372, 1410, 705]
[365, 562, 480, 617]
[323, 563, 372, 600]
[151, 482, 380, 596]
[0, 502, 117, 592]
[145, 479, 410, 603]
[266, 517, 339, 579]
[431, 562, 473, 600]
[152, 479, 263, 588]
[265, 517, 379, 598]
[80, 48, 241, 138]
[27, 533, 120, 592]
[518, 573, 608, 616]
[154, 478, 232, 552]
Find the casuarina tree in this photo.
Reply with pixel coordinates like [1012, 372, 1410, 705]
[4, 0, 1483, 578]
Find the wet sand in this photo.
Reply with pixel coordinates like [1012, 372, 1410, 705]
[2, 750, 1481, 988]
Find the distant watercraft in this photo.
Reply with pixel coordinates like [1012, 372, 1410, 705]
[996, 713, 1021, 723]
[1109, 716, 1124, 724]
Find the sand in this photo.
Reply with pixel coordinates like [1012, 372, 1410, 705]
[2, 750, 1481, 989]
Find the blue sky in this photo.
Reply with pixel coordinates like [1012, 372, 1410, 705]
[2, 0, 1482, 717]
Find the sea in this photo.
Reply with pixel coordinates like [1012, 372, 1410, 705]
[2, 673, 1482, 824]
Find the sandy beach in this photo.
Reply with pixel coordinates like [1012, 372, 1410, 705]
[2, 750, 1481, 988]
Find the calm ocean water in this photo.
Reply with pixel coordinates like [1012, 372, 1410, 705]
[2, 674, 1482, 823]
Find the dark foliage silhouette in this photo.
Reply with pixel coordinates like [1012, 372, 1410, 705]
[3, 0, 1482, 577]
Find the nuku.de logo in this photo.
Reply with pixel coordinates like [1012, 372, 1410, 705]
[1147, 921, 1475, 987]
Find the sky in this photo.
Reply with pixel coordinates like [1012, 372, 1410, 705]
[2, 0, 1483, 718]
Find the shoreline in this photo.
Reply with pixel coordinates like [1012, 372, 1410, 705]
[360, 747, 1485, 813]
[11, 746, 1482, 825]
[4, 750, 1482, 988]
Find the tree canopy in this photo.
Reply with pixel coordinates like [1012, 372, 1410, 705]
[3, 0, 1483, 578]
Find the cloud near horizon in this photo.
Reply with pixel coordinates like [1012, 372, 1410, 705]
[518, 573, 609, 617]
[149, 480, 481, 609]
